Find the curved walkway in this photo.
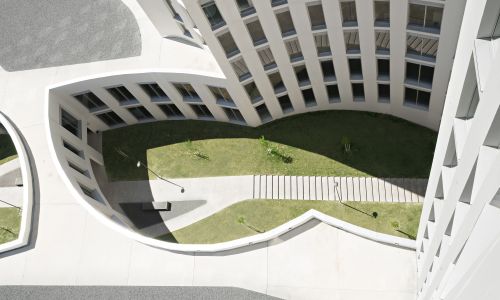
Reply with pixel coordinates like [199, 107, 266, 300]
[102, 175, 425, 238]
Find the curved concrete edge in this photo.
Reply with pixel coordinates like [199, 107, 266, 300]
[44, 73, 416, 253]
[0, 113, 34, 254]
[44, 110, 418, 253]
[45, 67, 226, 92]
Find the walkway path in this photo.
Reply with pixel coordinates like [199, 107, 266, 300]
[102, 175, 427, 236]
[253, 175, 427, 202]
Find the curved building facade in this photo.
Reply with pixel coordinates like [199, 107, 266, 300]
[8, 0, 500, 299]
[43, 0, 467, 254]
[140, 0, 465, 129]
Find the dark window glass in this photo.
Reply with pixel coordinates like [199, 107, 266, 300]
[202, 1, 226, 30]
[158, 104, 184, 118]
[278, 94, 294, 113]
[61, 109, 81, 138]
[96, 111, 125, 127]
[73, 92, 107, 111]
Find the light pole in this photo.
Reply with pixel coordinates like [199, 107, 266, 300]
[136, 160, 185, 193]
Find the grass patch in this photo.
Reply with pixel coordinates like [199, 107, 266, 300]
[157, 200, 422, 244]
[103, 111, 436, 181]
[0, 208, 21, 244]
[0, 134, 17, 165]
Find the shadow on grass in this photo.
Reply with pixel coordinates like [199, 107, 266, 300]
[103, 111, 436, 188]
[396, 229, 416, 240]
[339, 201, 376, 218]
[0, 134, 17, 162]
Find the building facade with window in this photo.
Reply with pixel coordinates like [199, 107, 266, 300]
[415, 0, 500, 299]
[45, 0, 469, 259]
[138, 0, 466, 130]
[7, 0, 500, 298]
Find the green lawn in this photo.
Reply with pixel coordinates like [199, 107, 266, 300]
[0, 208, 21, 244]
[103, 111, 436, 181]
[157, 200, 422, 244]
[0, 134, 17, 165]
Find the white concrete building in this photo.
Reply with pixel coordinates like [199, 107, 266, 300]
[415, 0, 500, 299]
[3, 0, 500, 299]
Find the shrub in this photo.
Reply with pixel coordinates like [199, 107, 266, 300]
[340, 136, 351, 154]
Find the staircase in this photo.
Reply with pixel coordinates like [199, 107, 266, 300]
[252, 175, 427, 202]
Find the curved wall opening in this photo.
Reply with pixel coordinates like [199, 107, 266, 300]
[0, 113, 34, 253]
[46, 71, 434, 252]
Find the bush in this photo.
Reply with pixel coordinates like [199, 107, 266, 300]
[260, 136, 293, 163]
[340, 136, 351, 154]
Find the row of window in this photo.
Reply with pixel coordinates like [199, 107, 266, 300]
[74, 82, 236, 111]
[219, 13, 437, 88]
[204, 1, 442, 35]
[69, 81, 249, 129]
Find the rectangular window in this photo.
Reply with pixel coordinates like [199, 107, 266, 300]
[128, 106, 154, 121]
[63, 140, 83, 158]
[276, 10, 296, 37]
[349, 58, 363, 80]
[255, 103, 272, 122]
[79, 183, 103, 203]
[377, 59, 390, 80]
[344, 30, 360, 53]
[408, 4, 443, 33]
[139, 83, 169, 101]
[407, 34, 439, 61]
[405, 62, 434, 88]
[278, 94, 294, 113]
[327, 85, 340, 103]
[190, 104, 214, 119]
[302, 88, 317, 107]
[246, 19, 267, 46]
[271, 0, 288, 7]
[308, 4, 326, 30]
[341, 1, 357, 27]
[61, 109, 81, 138]
[202, 1, 226, 30]
[352, 83, 365, 101]
[236, 0, 256, 17]
[209, 86, 234, 106]
[321, 60, 336, 82]
[218, 31, 239, 58]
[244, 82, 262, 103]
[106, 86, 138, 105]
[285, 38, 303, 62]
[223, 107, 245, 123]
[294, 65, 310, 87]
[95, 111, 125, 127]
[173, 83, 200, 100]
[158, 103, 184, 118]
[231, 57, 251, 81]
[378, 84, 390, 102]
[257, 47, 277, 71]
[268, 72, 286, 94]
[73, 91, 107, 112]
[314, 33, 331, 56]
[374, 1, 390, 27]
[69, 162, 90, 177]
[404, 87, 430, 109]
[375, 30, 390, 54]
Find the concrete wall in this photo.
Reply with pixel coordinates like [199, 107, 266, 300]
[415, 0, 500, 299]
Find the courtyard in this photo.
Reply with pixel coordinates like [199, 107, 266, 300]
[103, 110, 437, 180]
[98, 111, 435, 244]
